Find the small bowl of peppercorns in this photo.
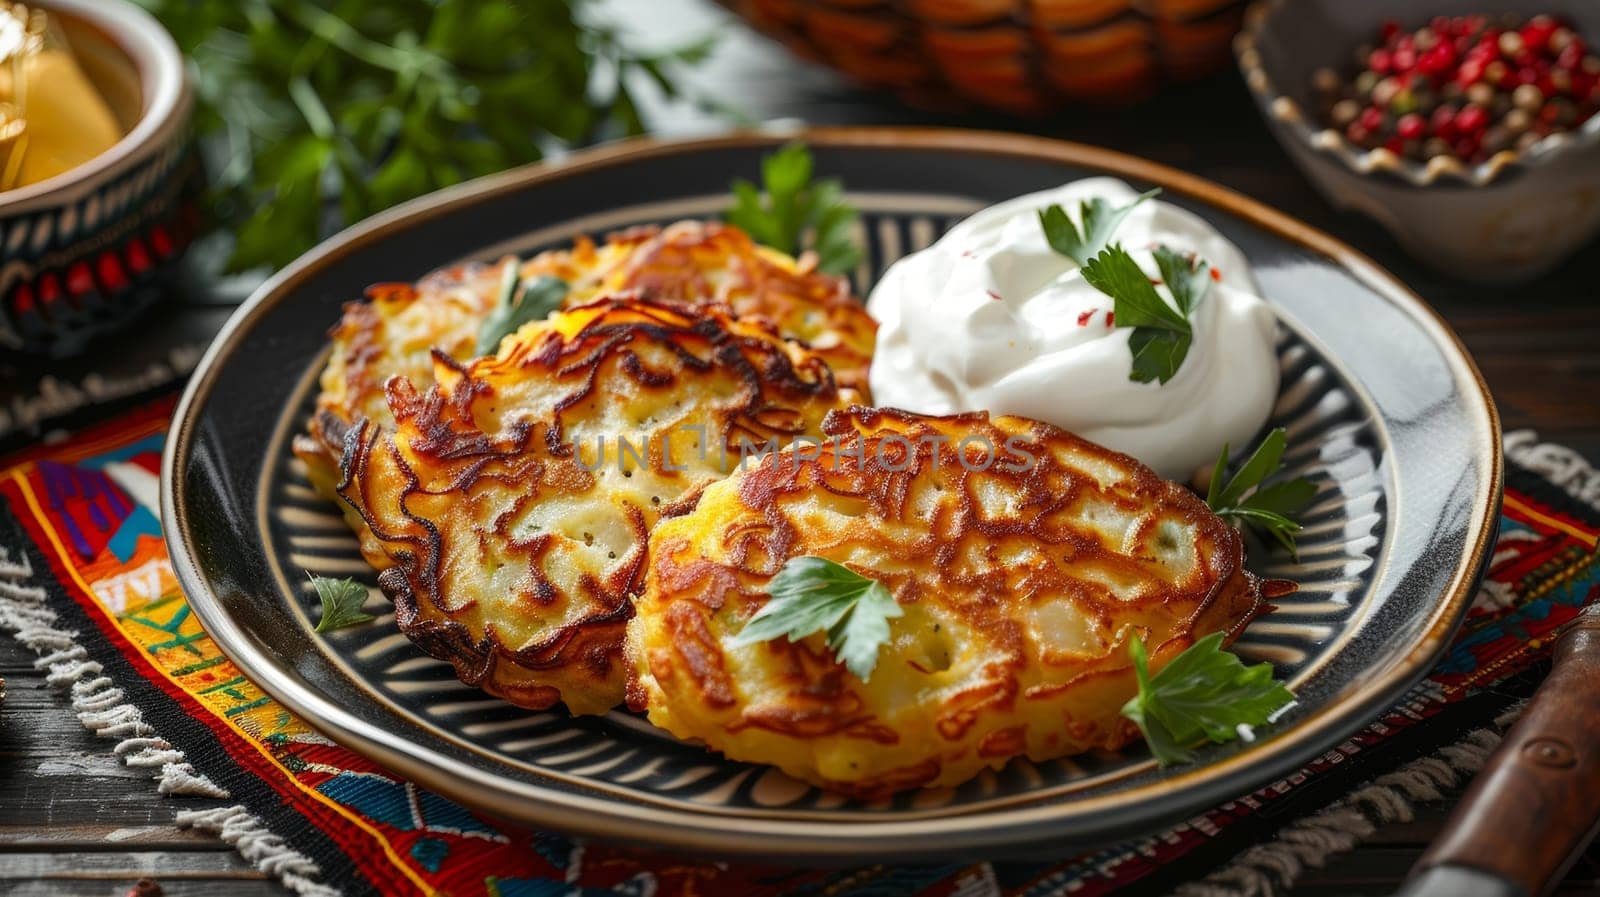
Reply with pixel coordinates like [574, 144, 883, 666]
[1236, 1, 1600, 282]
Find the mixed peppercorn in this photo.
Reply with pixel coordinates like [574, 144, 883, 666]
[1312, 14, 1599, 165]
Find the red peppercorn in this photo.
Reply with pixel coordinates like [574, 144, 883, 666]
[1522, 18, 1557, 54]
[1456, 103, 1489, 132]
[1429, 104, 1458, 138]
[1318, 13, 1599, 167]
[1419, 44, 1456, 77]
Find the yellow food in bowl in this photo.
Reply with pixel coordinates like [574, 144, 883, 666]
[0, 4, 124, 188]
[626, 406, 1264, 797]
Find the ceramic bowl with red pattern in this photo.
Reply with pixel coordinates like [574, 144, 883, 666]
[0, 0, 197, 358]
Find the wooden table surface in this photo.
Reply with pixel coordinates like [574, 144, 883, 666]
[3, 1, 1599, 894]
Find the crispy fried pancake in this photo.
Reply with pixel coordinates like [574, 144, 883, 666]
[338, 298, 855, 715]
[524, 221, 875, 394]
[294, 221, 875, 566]
[292, 261, 504, 568]
[626, 407, 1264, 797]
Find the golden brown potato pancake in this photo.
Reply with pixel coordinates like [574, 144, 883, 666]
[293, 220, 874, 567]
[626, 407, 1264, 797]
[524, 220, 875, 394]
[292, 263, 501, 568]
[338, 298, 854, 715]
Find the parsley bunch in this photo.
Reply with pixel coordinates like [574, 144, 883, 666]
[476, 268, 568, 356]
[727, 143, 862, 275]
[1037, 189, 1213, 384]
[1122, 632, 1294, 767]
[309, 574, 375, 632]
[1038, 188, 1159, 265]
[1207, 428, 1318, 559]
[135, 0, 711, 271]
[731, 556, 902, 681]
[1081, 245, 1210, 384]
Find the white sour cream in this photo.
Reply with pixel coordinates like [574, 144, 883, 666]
[867, 177, 1279, 480]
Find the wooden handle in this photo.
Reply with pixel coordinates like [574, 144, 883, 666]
[1409, 603, 1600, 897]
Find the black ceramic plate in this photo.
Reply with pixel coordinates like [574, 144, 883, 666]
[161, 129, 1501, 862]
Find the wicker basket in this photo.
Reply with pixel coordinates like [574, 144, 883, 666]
[718, 0, 1248, 113]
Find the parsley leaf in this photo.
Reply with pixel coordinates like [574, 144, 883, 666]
[729, 556, 903, 681]
[1152, 245, 1210, 316]
[1121, 632, 1294, 767]
[310, 575, 375, 632]
[1127, 328, 1194, 385]
[726, 143, 862, 275]
[476, 269, 568, 356]
[1080, 244, 1200, 385]
[1037, 188, 1160, 265]
[1207, 428, 1319, 560]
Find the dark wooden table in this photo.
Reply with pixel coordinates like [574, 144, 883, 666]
[3, 1, 1598, 894]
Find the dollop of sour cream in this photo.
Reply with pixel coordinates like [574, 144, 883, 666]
[867, 177, 1279, 480]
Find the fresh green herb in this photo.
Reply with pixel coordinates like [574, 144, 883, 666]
[1081, 244, 1205, 385]
[309, 574, 375, 632]
[1121, 632, 1294, 767]
[1207, 428, 1318, 560]
[476, 269, 568, 355]
[1152, 245, 1210, 315]
[1037, 188, 1159, 265]
[729, 556, 902, 681]
[726, 143, 862, 275]
[133, 0, 712, 271]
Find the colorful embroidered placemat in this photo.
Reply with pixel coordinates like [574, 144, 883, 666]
[1, 396, 1597, 897]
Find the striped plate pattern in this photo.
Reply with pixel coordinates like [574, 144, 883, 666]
[261, 198, 1385, 817]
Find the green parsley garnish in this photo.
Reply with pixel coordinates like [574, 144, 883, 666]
[1206, 428, 1318, 560]
[729, 556, 903, 681]
[727, 143, 862, 275]
[476, 268, 568, 356]
[1121, 632, 1294, 767]
[1037, 188, 1159, 265]
[309, 575, 376, 632]
[1080, 244, 1208, 384]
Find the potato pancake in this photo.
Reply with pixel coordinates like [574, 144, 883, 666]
[294, 220, 875, 566]
[523, 220, 875, 394]
[293, 262, 501, 568]
[626, 407, 1264, 797]
[338, 298, 854, 715]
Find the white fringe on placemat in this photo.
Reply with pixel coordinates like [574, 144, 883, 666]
[0, 545, 338, 897]
[1506, 429, 1600, 512]
[177, 805, 341, 897]
[1171, 703, 1527, 897]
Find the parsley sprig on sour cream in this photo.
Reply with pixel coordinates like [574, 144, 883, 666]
[866, 177, 1280, 479]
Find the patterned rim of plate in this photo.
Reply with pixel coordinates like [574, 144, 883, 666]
[162, 128, 1502, 860]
